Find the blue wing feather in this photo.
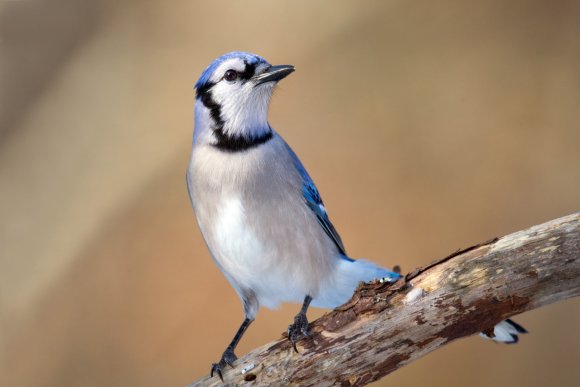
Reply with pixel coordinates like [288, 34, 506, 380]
[285, 144, 347, 255]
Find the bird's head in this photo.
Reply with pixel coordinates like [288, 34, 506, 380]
[193, 52, 294, 147]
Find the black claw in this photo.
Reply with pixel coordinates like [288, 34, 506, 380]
[287, 312, 310, 352]
[210, 363, 223, 381]
[210, 347, 238, 381]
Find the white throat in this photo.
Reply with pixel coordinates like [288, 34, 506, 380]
[212, 82, 274, 138]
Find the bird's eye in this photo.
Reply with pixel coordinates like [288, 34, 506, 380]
[224, 70, 238, 82]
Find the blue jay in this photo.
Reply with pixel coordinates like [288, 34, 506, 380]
[187, 52, 526, 380]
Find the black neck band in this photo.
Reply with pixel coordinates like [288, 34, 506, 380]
[212, 128, 273, 152]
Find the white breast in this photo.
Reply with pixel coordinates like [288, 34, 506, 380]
[213, 196, 265, 272]
[212, 195, 314, 309]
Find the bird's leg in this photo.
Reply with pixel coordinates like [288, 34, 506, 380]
[211, 317, 253, 381]
[287, 295, 312, 352]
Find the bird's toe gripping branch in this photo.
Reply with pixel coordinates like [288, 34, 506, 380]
[287, 312, 310, 352]
[210, 347, 238, 381]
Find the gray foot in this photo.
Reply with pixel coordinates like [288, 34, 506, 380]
[287, 312, 310, 352]
[210, 346, 237, 381]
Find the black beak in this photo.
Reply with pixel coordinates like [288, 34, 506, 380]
[253, 65, 295, 86]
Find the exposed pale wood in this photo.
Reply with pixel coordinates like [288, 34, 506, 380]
[190, 213, 580, 386]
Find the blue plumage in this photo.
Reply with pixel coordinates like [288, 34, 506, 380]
[287, 144, 347, 255]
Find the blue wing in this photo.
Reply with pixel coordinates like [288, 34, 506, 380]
[286, 144, 347, 255]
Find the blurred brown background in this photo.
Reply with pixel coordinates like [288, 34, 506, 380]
[1, 1, 579, 386]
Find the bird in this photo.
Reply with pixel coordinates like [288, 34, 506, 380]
[186, 51, 527, 380]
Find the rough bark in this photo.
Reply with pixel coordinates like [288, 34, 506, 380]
[190, 213, 580, 386]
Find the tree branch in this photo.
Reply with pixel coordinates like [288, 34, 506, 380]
[190, 213, 580, 386]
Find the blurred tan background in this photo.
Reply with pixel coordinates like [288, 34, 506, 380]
[1, 0, 579, 386]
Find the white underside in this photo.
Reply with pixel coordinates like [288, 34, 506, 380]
[214, 197, 264, 273]
[213, 196, 308, 308]
[212, 196, 396, 310]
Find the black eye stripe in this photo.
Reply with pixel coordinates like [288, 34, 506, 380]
[239, 61, 256, 80]
[221, 61, 256, 83]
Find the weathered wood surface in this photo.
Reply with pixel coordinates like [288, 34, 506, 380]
[190, 213, 580, 386]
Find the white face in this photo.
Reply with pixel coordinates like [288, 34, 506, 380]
[208, 58, 274, 138]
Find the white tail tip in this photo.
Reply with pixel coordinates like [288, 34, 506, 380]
[480, 319, 528, 344]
